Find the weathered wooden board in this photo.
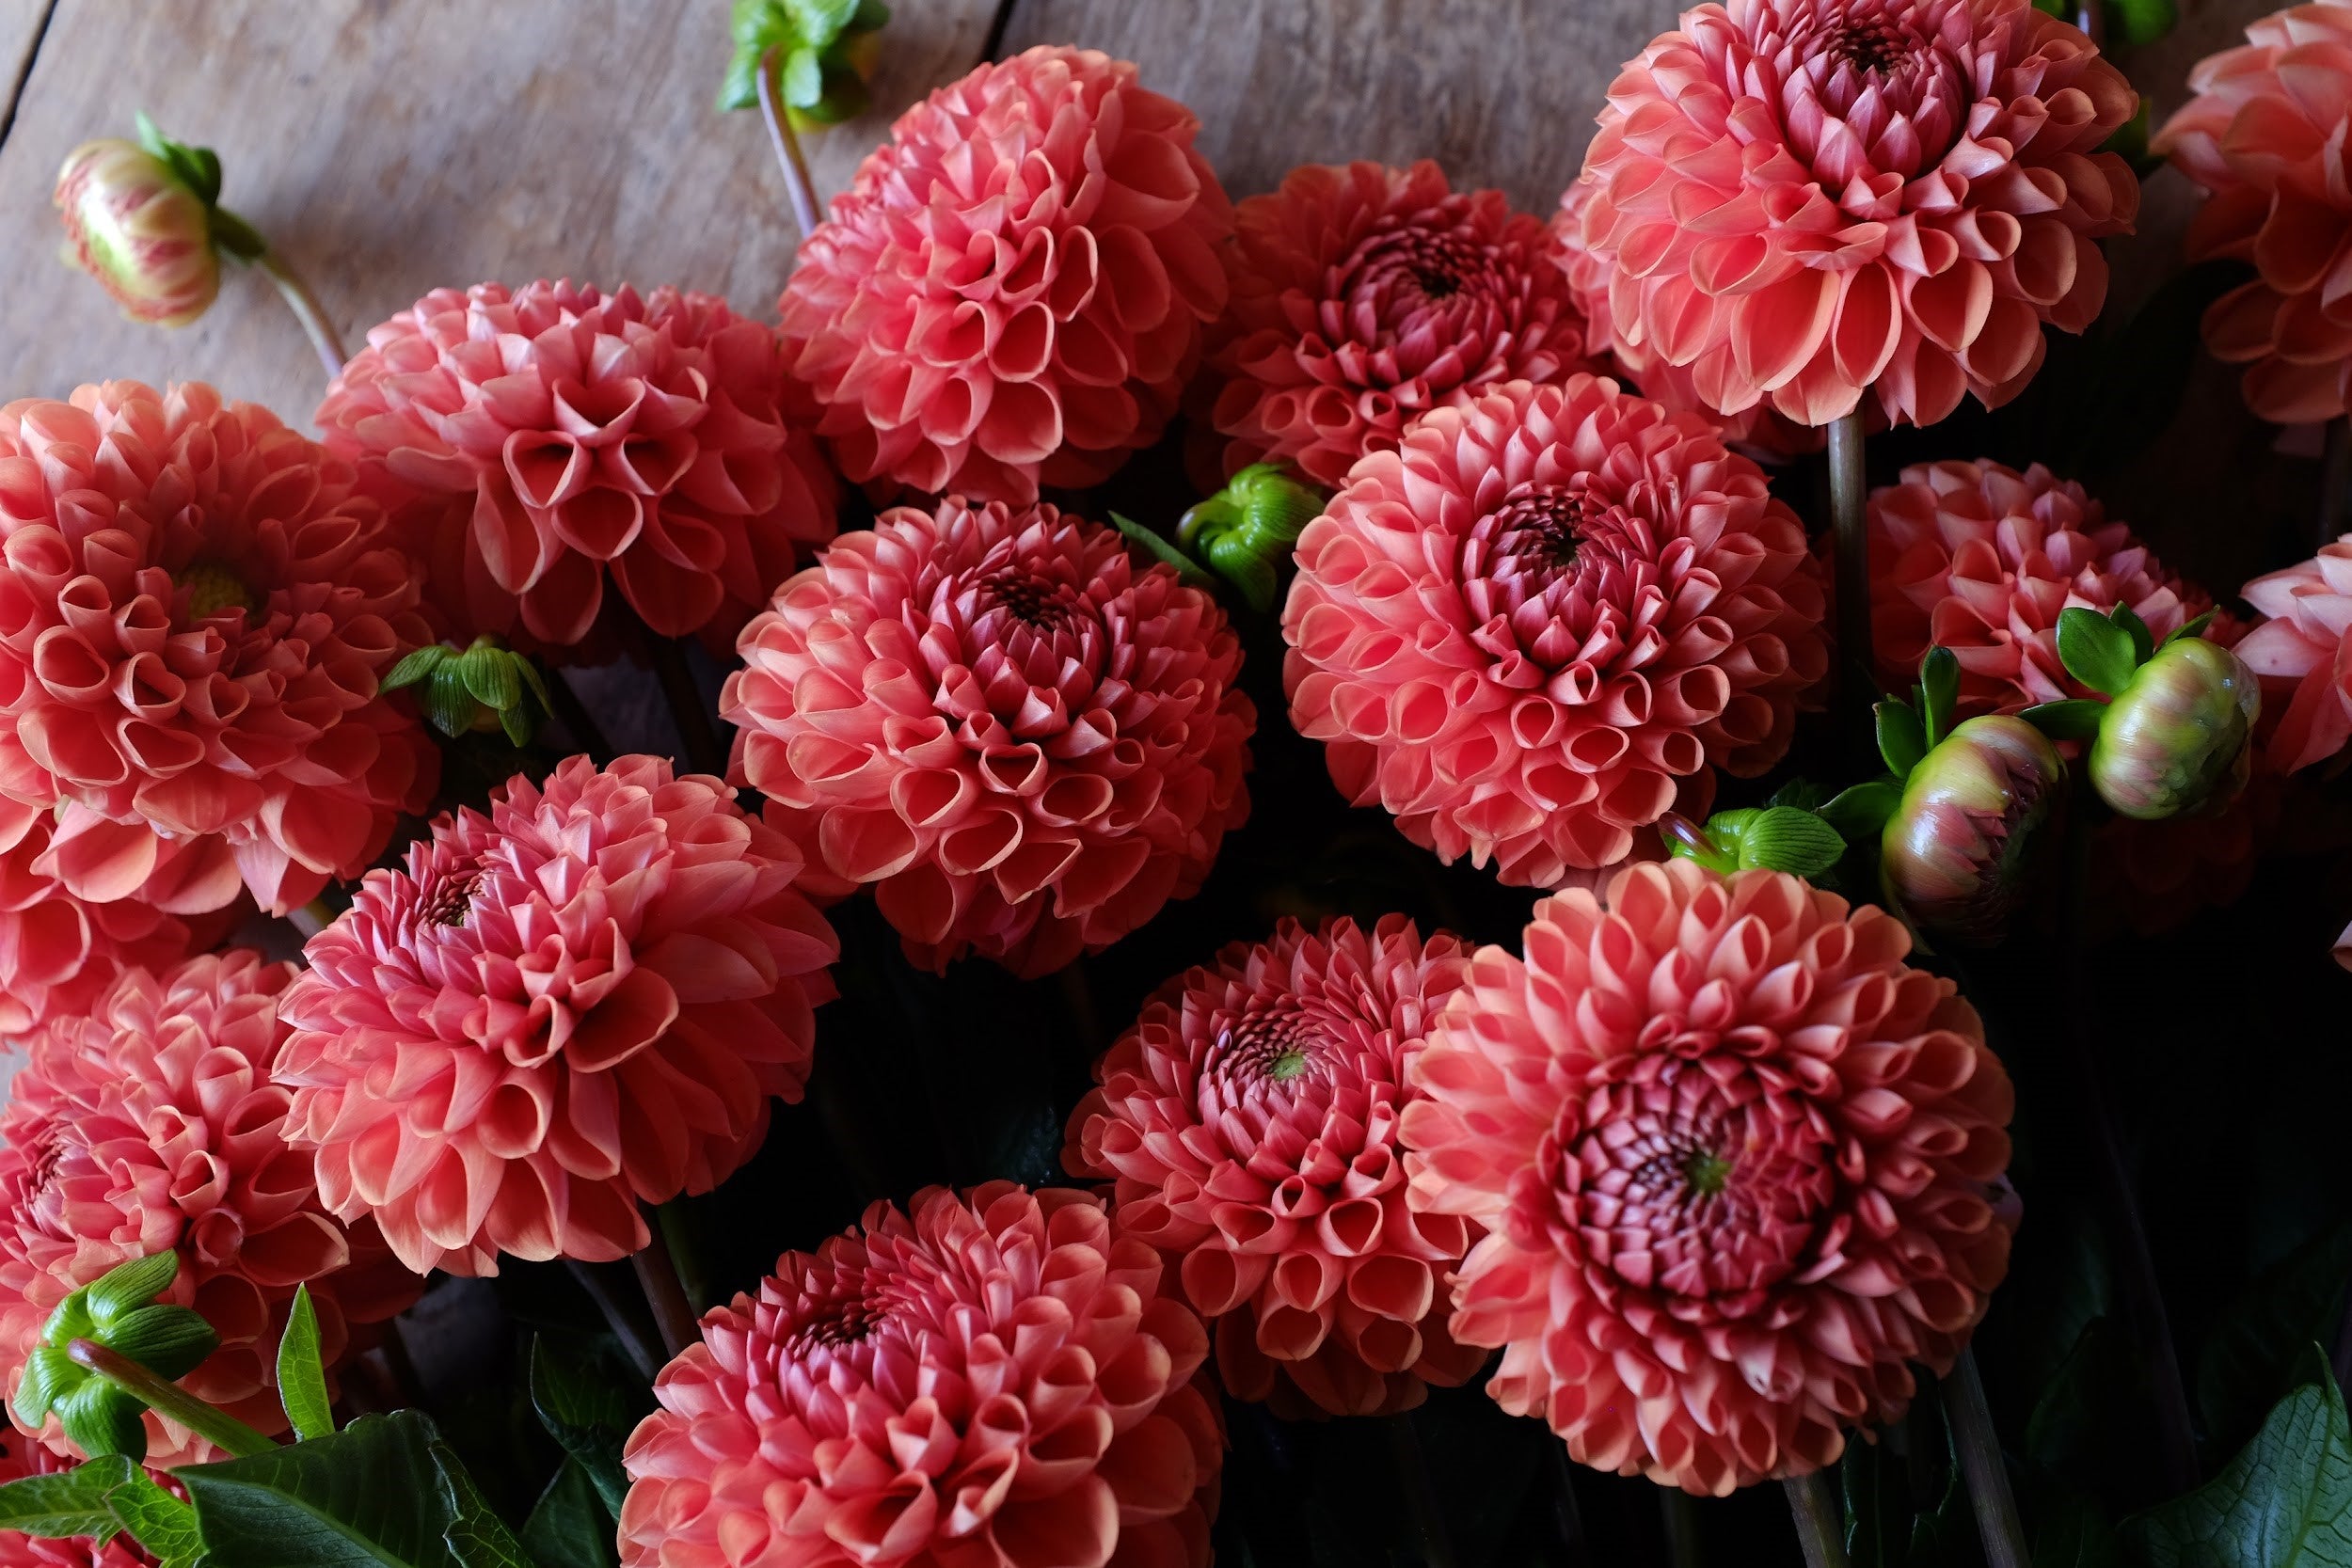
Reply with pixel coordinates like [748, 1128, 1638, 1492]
[0, 0, 997, 426]
[0, 0, 49, 127]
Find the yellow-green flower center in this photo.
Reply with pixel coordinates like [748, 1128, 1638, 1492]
[177, 562, 256, 620]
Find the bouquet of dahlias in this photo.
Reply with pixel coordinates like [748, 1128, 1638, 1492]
[10, 8, 2352, 1568]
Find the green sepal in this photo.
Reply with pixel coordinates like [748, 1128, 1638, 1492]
[134, 112, 223, 207]
[1917, 645, 1960, 751]
[1877, 700, 1928, 780]
[2164, 609, 2217, 647]
[14, 1346, 77, 1429]
[58, 1380, 148, 1464]
[100, 1306, 217, 1382]
[422, 662, 486, 738]
[86, 1251, 177, 1329]
[455, 641, 522, 713]
[2114, 604, 2157, 666]
[2058, 606, 2141, 697]
[2022, 699, 2109, 743]
[1732, 806, 1847, 878]
[719, 0, 887, 116]
[1820, 778, 1904, 840]
[1112, 513, 1218, 592]
[381, 644, 452, 693]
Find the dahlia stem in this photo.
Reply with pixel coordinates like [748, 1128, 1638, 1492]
[2320, 415, 2352, 550]
[1382, 1415, 1459, 1568]
[632, 1221, 701, 1363]
[68, 1338, 276, 1458]
[1945, 1349, 2029, 1568]
[1548, 1445, 1596, 1568]
[1784, 1472, 1851, 1568]
[565, 1259, 660, 1383]
[1661, 1489, 1706, 1568]
[286, 899, 333, 940]
[757, 46, 824, 239]
[254, 248, 348, 385]
[1827, 408, 1873, 726]
[545, 666, 618, 767]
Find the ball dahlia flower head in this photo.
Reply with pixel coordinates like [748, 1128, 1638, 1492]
[1282, 374, 1828, 888]
[1577, 0, 2139, 430]
[1203, 158, 1606, 489]
[778, 44, 1232, 504]
[273, 752, 840, 1277]
[619, 1181, 1225, 1568]
[725, 495, 1255, 977]
[0, 381, 439, 918]
[1065, 915, 1489, 1418]
[316, 278, 839, 655]
[1402, 860, 2016, 1495]
[2154, 1, 2352, 423]
[0, 951, 421, 1467]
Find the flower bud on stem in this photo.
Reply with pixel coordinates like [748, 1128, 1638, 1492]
[65, 1339, 275, 1459]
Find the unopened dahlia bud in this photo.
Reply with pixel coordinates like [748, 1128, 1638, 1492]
[54, 138, 218, 325]
[1882, 716, 2065, 942]
[2091, 637, 2260, 820]
[1178, 462, 1323, 610]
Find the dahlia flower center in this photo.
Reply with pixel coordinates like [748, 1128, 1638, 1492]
[176, 562, 258, 622]
[416, 863, 484, 928]
[1197, 1000, 1365, 1122]
[1338, 224, 1491, 334]
[1459, 480, 1661, 672]
[1832, 14, 1911, 71]
[938, 564, 1110, 739]
[1763, 0, 1972, 187]
[1550, 1055, 1839, 1300]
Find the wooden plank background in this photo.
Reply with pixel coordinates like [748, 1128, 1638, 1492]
[0, 0, 2274, 429]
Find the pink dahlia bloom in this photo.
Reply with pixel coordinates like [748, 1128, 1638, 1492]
[1402, 862, 2015, 1494]
[1579, 0, 2138, 429]
[2238, 539, 2352, 771]
[725, 497, 1254, 976]
[1549, 181, 1825, 463]
[778, 45, 1232, 503]
[2154, 2, 2352, 422]
[316, 279, 839, 653]
[0, 1437, 149, 1567]
[1204, 159, 1605, 489]
[0, 382, 438, 916]
[1868, 460, 2214, 712]
[1064, 916, 1487, 1418]
[275, 754, 839, 1276]
[1282, 375, 1828, 886]
[0, 952, 421, 1465]
[619, 1182, 1225, 1568]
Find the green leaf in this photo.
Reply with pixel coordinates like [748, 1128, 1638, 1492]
[1917, 646, 1960, 750]
[1735, 806, 1845, 878]
[276, 1284, 333, 1443]
[1819, 779, 1902, 841]
[528, 1339, 638, 1517]
[2127, 1352, 2352, 1568]
[2056, 607, 2139, 697]
[58, 1379, 147, 1463]
[780, 45, 824, 108]
[423, 663, 485, 738]
[456, 645, 523, 713]
[431, 1441, 532, 1568]
[2020, 699, 2107, 743]
[520, 1462, 618, 1568]
[2107, 0, 2177, 46]
[2165, 610, 2217, 647]
[382, 645, 450, 693]
[0, 1460, 128, 1542]
[2112, 603, 2156, 666]
[181, 1410, 469, 1568]
[87, 1252, 177, 1328]
[1876, 700, 1927, 779]
[1110, 514, 1216, 592]
[2198, 1222, 2352, 1461]
[104, 1463, 204, 1568]
[102, 1305, 217, 1380]
[15, 1345, 76, 1427]
[1764, 778, 1835, 813]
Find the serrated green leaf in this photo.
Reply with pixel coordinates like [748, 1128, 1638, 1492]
[2199, 1223, 2352, 1461]
[276, 1285, 332, 1443]
[58, 1379, 147, 1463]
[1917, 646, 1960, 750]
[1110, 514, 1217, 592]
[1819, 779, 1903, 841]
[87, 1252, 177, 1328]
[2127, 1353, 2352, 1568]
[2057, 606, 2139, 697]
[104, 1463, 204, 1568]
[529, 1339, 640, 1518]
[2020, 698, 2107, 742]
[520, 1462, 617, 1568]
[1877, 700, 1927, 779]
[0, 1458, 130, 1543]
[382, 645, 450, 692]
[431, 1441, 532, 1568]
[2165, 609, 2217, 647]
[2112, 603, 2156, 665]
[182, 1410, 464, 1568]
[102, 1305, 217, 1381]
[1736, 806, 1845, 877]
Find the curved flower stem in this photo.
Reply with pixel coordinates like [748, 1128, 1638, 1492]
[68, 1339, 276, 1458]
[565, 1260, 660, 1383]
[1785, 1472, 1850, 1568]
[632, 1219, 700, 1363]
[757, 47, 824, 239]
[1382, 1415, 1459, 1568]
[1826, 409, 1873, 755]
[655, 1203, 709, 1315]
[255, 249, 348, 384]
[1660, 1489, 1705, 1568]
[1945, 1349, 2029, 1568]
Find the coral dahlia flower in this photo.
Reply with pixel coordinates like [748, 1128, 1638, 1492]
[274, 754, 839, 1276]
[2154, 2, 2352, 423]
[1402, 861, 2015, 1494]
[0, 1436, 149, 1567]
[1204, 159, 1604, 488]
[777, 45, 1232, 503]
[619, 1182, 1224, 1568]
[316, 279, 839, 652]
[2238, 539, 2352, 772]
[0, 383, 438, 916]
[725, 497, 1254, 976]
[1282, 376, 1827, 886]
[0, 952, 421, 1466]
[1065, 916, 1487, 1418]
[1579, 0, 2138, 429]
[1868, 460, 2215, 712]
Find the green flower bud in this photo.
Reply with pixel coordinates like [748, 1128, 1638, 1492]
[2089, 638, 2259, 821]
[11, 1252, 215, 1462]
[1881, 715, 2065, 943]
[381, 635, 553, 746]
[1176, 463, 1323, 611]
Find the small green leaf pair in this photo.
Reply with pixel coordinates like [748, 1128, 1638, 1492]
[14, 1252, 216, 1464]
[718, 0, 892, 123]
[382, 637, 555, 747]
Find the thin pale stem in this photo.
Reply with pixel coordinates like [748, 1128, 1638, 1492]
[1784, 1472, 1850, 1568]
[566, 1259, 660, 1383]
[1548, 1445, 1594, 1568]
[1383, 1415, 1459, 1568]
[1826, 408, 1872, 700]
[757, 47, 824, 237]
[68, 1339, 276, 1458]
[1946, 1349, 2029, 1568]
[255, 250, 348, 384]
[633, 1221, 700, 1363]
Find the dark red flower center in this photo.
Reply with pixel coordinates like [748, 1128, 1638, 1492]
[1323, 214, 1510, 364]
[1459, 480, 1668, 675]
[1831, 13, 1913, 71]
[932, 563, 1109, 741]
[417, 863, 485, 928]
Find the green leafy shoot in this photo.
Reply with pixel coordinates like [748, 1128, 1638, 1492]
[2057, 606, 2143, 697]
[1915, 645, 1960, 752]
[384, 637, 552, 745]
[718, 0, 891, 120]
[1876, 698, 1928, 780]
[276, 1284, 333, 1442]
[2021, 699, 2108, 743]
